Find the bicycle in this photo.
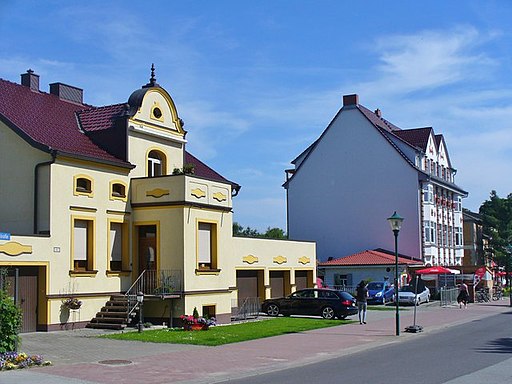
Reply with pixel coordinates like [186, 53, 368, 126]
[492, 287, 503, 301]
[476, 288, 491, 302]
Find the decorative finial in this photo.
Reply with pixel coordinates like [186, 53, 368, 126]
[150, 63, 156, 85]
[142, 63, 159, 88]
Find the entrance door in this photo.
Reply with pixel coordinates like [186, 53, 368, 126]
[138, 225, 157, 293]
[5, 268, 38, 333]
[138, 225, 156, 275]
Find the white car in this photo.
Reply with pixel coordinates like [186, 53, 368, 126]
[398, 285, 430, 305]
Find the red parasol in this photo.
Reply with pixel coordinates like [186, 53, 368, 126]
[416, 266, 455, 275]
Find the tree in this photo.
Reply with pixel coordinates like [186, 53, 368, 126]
[233, 222, 287, 239]
[263, 227, 287, 240]
[479, 190, 512, 265]
[0, 268, 22, 353]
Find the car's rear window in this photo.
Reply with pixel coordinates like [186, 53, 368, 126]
[337, 291, 354, 300]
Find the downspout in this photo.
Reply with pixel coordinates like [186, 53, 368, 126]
[34, 150, 57, 234]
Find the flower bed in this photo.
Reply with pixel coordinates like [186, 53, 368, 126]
[180, 307, 216, 331]
[0, 352, 52, 370]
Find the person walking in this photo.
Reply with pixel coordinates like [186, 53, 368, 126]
[356, 280, 369, 324]
[457, 282, 469, 309]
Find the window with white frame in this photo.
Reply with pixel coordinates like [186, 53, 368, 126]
[423, 184, 434, 204]
[455, 227, 463, 246]
[425, 221, 437, 244]
[147, 150, 166, 177]
[455, 196, 462, 212]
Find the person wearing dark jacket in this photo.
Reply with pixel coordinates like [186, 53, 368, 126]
[356, 280, 369, 324]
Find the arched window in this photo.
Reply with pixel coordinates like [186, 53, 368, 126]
[147, 150, 166, 177]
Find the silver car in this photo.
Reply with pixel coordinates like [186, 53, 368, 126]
[398, 285, 430, 305]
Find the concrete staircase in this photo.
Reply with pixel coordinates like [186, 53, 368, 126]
[86, 295, 136, 330]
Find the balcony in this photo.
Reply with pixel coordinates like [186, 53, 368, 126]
[131, 174, 232, 210]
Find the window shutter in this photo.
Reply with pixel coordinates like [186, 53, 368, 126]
[198, 223, 211, 263]
[110, 223, 122, 262]
[74, 220, 88, 261]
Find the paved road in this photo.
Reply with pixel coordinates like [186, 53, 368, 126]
[1, 301, 509, 384]
[220, 309, 512, 383]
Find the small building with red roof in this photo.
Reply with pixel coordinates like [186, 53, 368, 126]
[318, 249, 422, 290]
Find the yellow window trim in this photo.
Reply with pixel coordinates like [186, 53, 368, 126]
[73, 174, 94, 198]
[195, 269, 221, 276]
[107, 218, 130, 273]
[109, 180, 128, 202]
[196, 219, 218, 271]
[70, 215, 96, 272]
[146, 147, 167, 176]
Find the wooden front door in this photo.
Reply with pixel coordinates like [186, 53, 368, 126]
[5, 268, 38, 333]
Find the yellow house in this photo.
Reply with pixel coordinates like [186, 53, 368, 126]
[0, 67, 316, 331]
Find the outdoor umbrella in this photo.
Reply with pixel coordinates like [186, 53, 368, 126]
[416, 266, 454, 275]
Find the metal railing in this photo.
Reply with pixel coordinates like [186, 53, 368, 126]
[330, 285, 357, 295]
[440, 287, 458, 307]
[231, 297, 260, 321]
[124, 269, 183, 321]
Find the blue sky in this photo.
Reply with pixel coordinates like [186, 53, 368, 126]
[1, 1, 511, 231]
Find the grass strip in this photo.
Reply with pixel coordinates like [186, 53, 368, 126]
[101, 317, 353, 346]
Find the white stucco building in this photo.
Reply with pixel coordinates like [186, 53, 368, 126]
[284, 94, 466, 266]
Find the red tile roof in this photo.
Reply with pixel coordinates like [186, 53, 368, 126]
[77, 103, 127, 132]
[318, 249, 420, 266]
[185, 152, 240, 193]
[393, 127, 432, 151]
[1, 76, 240, 190]
[0, 78, 130, 167]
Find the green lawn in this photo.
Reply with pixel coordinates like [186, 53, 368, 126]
[101, 317, 353, 346]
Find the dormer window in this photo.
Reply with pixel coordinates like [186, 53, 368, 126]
[110, 181, 127, 201]
[74, 175, 93, 197]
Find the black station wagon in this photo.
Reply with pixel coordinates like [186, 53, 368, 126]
[261, 288, 358, 320]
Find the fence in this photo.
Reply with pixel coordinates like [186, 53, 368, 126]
[440, 287, 458, 307]
[330, 285, 357, 295]
[231, 297, 260, 321]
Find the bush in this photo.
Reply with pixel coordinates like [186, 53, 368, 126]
[0, 289, 22, 353]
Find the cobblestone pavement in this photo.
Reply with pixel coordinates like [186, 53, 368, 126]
[1, 300, 509, 384]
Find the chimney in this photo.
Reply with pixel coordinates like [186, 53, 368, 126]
[49, 82, 83, 104]
[374, 108, 382, 118]
[21, 69, 40, 91]
[342, 94, 359, 108]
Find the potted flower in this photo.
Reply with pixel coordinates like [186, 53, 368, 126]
[180, 307, 216, 331]
[62, 297, 82, 310]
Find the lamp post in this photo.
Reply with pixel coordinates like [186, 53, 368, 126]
[387, 211, 404, 336]
[137, 291, 144, 333]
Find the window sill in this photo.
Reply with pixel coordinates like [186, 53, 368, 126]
[69, 270, 98, 277]
[195, 269, 221, 276]
[106, 270, 131, 277]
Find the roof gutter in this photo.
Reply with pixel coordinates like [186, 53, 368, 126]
[34, 150, 57, 234]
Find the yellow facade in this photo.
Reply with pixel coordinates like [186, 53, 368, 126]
[0, 71, 316, 331]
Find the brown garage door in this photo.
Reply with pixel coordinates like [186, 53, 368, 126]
[236, 270, 259, 301]
[270, 271, 285, 298]
[295, 270, 309, 290]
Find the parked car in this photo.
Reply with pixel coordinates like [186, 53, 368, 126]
[398, 285, 430, 305]
[261, 288, 358, 320]
[367, 281, 394, 305]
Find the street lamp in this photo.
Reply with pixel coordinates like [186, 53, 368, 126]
[137, 291, 144, 333]
[387, 211, 404, 336]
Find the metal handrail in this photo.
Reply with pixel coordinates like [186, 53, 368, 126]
[125, 270, 146, 320]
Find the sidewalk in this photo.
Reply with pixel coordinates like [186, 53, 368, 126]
[1, 301, 510, 384]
